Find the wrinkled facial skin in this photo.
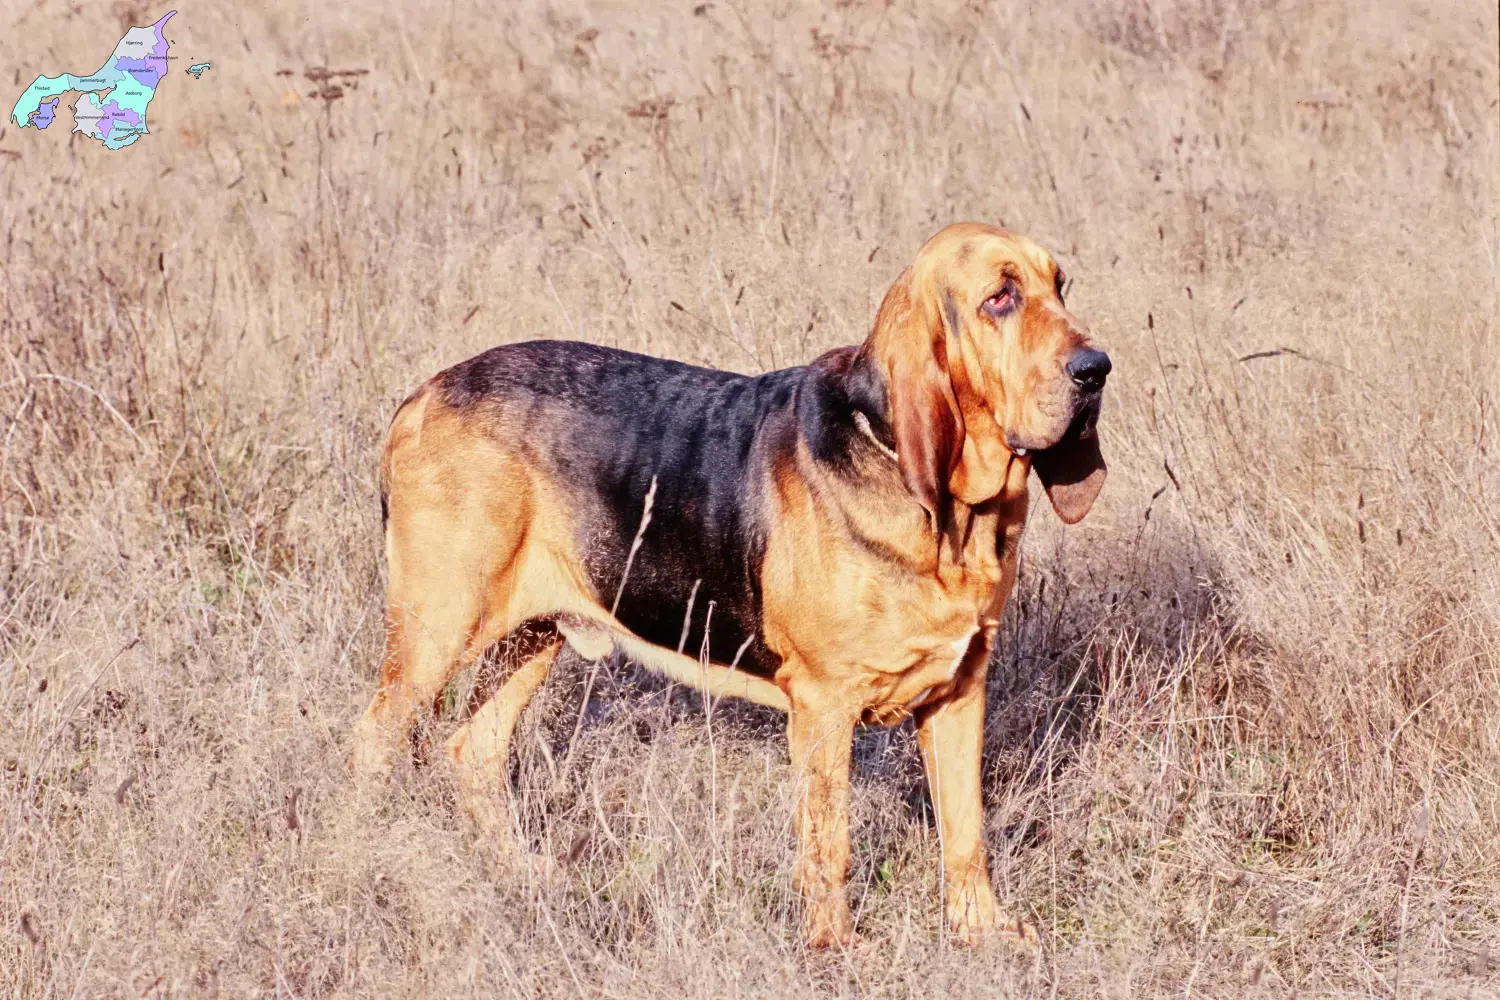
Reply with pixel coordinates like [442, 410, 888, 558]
[913, 224, 1103, 455]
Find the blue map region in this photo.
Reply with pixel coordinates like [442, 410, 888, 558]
[187, 63, 211, 79]
[30, 97, 60, 129]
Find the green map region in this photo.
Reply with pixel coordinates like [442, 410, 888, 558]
[9, 10, 176, 150]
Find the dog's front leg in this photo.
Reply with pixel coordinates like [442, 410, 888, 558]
[786, 683, 859, 948]
[916, 631, 1037, 948]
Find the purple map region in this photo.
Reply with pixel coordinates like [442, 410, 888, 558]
[30, 97, 60, 129]
[97, 101, 142, 139]
[115, 57, 168, 89]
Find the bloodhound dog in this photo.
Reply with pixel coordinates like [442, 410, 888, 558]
[351, 222, 1111, 948]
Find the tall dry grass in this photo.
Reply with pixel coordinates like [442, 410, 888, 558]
[1, 0, 1496, 995]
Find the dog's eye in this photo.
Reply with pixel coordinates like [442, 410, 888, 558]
[982, 288, 1016, 317]
[1054, 270, 1067, 304]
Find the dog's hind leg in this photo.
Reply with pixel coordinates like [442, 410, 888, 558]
[446, 620, 562, 845]
[351, 438, 529, 791]
[351, 568, 502, 792]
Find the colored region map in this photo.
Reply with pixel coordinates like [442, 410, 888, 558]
[9, 10, 176, 150]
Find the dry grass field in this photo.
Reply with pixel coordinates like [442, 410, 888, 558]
[2, 0, 1497, 995]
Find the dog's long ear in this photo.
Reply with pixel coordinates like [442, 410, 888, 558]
[1032, 428, 1107, 525]
[876, 268, 966, 539]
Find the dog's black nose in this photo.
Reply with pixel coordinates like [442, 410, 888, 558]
[1066, 349, 1112, 391]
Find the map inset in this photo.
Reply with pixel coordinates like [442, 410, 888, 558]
[10, 10, 176, 150]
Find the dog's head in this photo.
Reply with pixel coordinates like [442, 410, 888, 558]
[869, 222, 1110, 530]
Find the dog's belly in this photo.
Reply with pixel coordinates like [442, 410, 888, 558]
[586, 534, 779, 677]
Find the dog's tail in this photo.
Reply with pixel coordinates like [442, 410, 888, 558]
[378, 385, 434, 534]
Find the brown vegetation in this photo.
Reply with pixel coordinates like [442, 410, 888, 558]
[1, 0, 1495, 995]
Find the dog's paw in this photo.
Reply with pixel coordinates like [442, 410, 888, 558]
[803, 902, 858, 950]
[992, 911, 1040, 951]
[947, 884, 1039, 951]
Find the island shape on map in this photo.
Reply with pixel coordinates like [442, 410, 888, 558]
[9, 10, 175, 150]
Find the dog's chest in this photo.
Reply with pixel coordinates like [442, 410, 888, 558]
[762, 501, 1014, 714]
[856, 621, 985, 724]
[840, 566, 999, 713]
